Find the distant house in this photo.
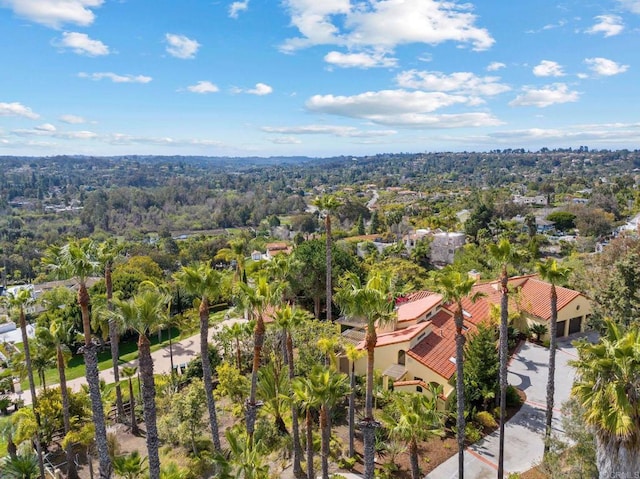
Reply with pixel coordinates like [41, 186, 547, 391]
[429, 232, 465, 266]
[265, 242, 292, 259]
[513, 194, 548, 206]
[340, 275, 591, 402]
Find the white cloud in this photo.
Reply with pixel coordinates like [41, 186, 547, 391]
[0, 0, 103, 28]
[586, 15, 624, 37]
[56, 31, 109, 56]
[233, 83, 274, 95]
[281, 0, 494, 52]
[270, 136, 302, 144]
[487, 62, 506, 71]
[229, 0, 249, 18]
[509, 83, 579, 107]
[532, 60, 565, 77]
[324, 50, 397, 68]
[35, 123, 56, 132]
[489, 122, 640, 144]
[247, 83, 273, 95]
[59, 114, 86, 124]
[584, 57, 629, 76]
[305, 89, 502, 128]
[187, 81, 220, 94]
[617, 1, 640, 14]
[0, 102, 40, 119]
[165, 33, 200, 59]
[261, 124, 396, 137]
[78, 72, 152, 83]
[395, 70, 510, 96]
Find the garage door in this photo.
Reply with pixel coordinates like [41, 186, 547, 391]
[556, 321, 566, 337]
[569, 316, 582, 335]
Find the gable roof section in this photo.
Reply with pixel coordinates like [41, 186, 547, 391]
[397, 293, 442, 323]
[407, 310, 476, 380]
[358, 320, 431, 349]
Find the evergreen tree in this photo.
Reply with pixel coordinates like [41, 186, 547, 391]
[463, 323, 499, 411]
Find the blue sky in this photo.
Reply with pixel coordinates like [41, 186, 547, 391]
[1, 0, 639, 157]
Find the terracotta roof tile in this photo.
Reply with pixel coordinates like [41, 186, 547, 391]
[397, 293, 442, 322]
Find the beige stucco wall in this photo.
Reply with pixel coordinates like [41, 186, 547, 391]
[515, 295, 592, 340]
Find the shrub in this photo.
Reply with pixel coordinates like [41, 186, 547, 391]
[465, 423, 482, 444]
[506, 385, 523, 407]
[475, 410, 498, 429]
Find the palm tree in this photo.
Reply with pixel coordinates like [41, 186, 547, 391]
[112, 451, 148, 479]
[292, 375, 319, 479]
[380, 385, 445, 479]
[0, 416, 18, 460]
[273, 304, 310, 478]
[98, 239, 125, 421]
[571, 321, 640, 477]
[235, 274, 283, 447]
[344, 343, 365, 458]
[1, 451, 39, 479]
[174, 262, 227, 451]
[308, 366, 350, 479]
[313, 194, 342, 321]
[257, 360, 290, 435]
[43, 239, 112, 479]
[29, 334, 56, 390]
[121, 366, 139, 436]
[434, 270, 483, 479]
[215, 238, 248, 282]
[488, 238, 518, 479]
[112, 287, 169, 479]
[335, 270, 397, 479]
[2, 289, 46, 479]
[538, 258, 571, 453]
[36, 317, 79, 479]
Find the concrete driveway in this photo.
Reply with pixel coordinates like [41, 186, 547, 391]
[425, 332, 597, 478]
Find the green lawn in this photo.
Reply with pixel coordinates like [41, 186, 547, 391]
[21, 326, 191, 391]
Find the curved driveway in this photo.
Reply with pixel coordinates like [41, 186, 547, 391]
[425, 332, 598, 478]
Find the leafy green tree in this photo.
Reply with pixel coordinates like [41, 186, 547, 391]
[434, 270, 482, 479]
[344, 343, 365, 459]
[214, 362, 250, 406]
[159, 379, 207, 454]
[380, 386, 445, 479]
[463, 323, 499, 411]
[356, 214, 365, 235]
[174, 262, 228, 451]
[593, 252, 640, 330]
[43, 239, 112, 479]
[571, 321, 640, 477]
[0, 416, 18, 460]
[369, 210, 380, 235]
[538, 258, 571, 452]
[292, 374, 319, 479]
[335, 271, 397, 479]
[546, 211, 576, 231]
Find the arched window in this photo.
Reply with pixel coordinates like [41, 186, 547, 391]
[398, 350, 406, 366]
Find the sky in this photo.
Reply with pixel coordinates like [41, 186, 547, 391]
[1, 0, 639, 158]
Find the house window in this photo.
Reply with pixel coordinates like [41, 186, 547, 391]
[398, 350, 406, 366]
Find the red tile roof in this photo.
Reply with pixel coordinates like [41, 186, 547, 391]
[407, 310, 477, 380]
[397, 293, 442, 323]
[357, 321, 432, 349]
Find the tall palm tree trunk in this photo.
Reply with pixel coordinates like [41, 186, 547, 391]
[320, 404, 330, 479]
[199, 300, 221, 451]
[106, 263, 124, 422]
[305, 408, 314, 479]
[287, 333, 304, 479]
[544, 285, 558, 453]
[19, 309, 46, 479]
[325, 215, 332, 322]
[247, 315, 266, 447]
[348, 360, 356, 458]
[498, 270, 509, 478]
[362, 328, 378, 479]
[138, 334, 160, 479]
[79, 285, 112, 479]
[128, 377, 139, 436]
[58, 346, 79, 479]
[409, 439, 420, 479]
[454, 309, 466, 479]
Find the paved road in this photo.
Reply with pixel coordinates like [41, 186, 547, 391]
[10, 317, 247, 406]
[425, 332, 597, 478]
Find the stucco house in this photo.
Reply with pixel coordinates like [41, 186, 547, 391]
[340, 274, 591, 402]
